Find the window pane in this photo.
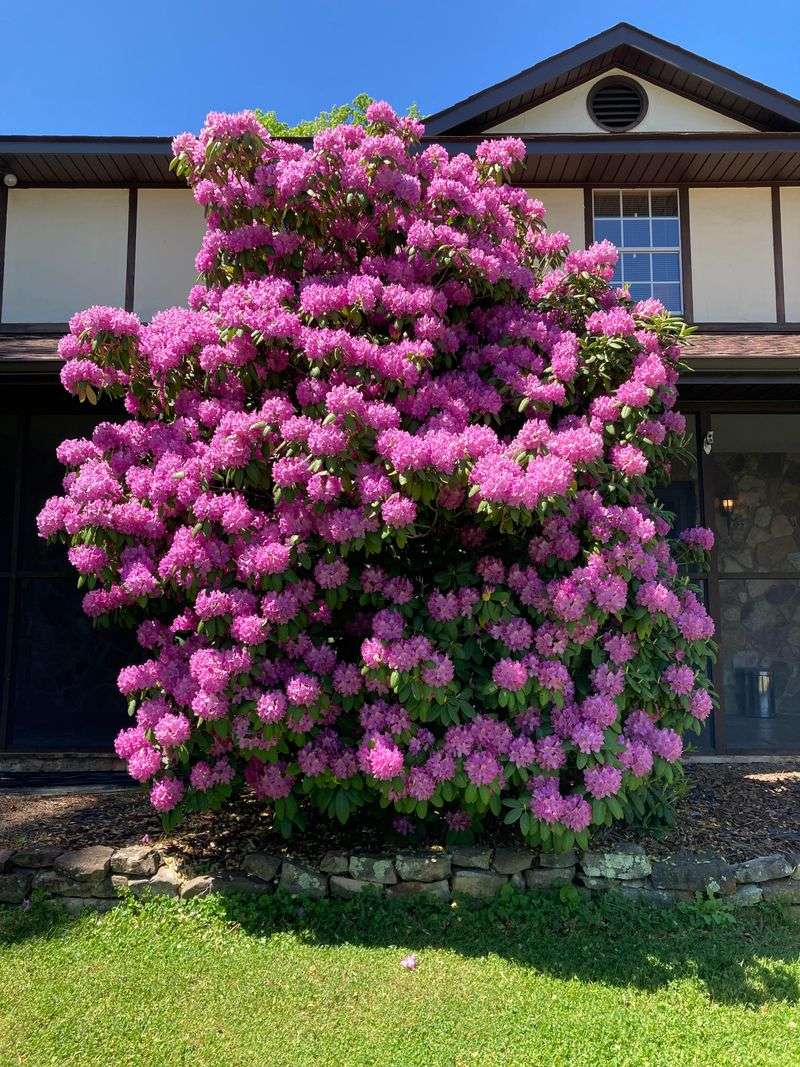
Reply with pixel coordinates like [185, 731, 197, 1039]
[594, 218, 622, 245]
[622, 252, 651, 282]
[8, 577, 138, 750]
[710, 413, 800, 575]
[622, 192, 649, 217]
[655, 418, 712, 752]
[610, 262, 623, 286]
[719, 578, 800, 751]
[695, 585, 715, 752]
[0, 414, 20, 572]
[651, 191, 678, 216]
[653, 283, 682, 312]
[593, 190, 682, 313]
[0, 578, 7, 711]
[652, 218, 680, 247]
[21, 411, 101, 573]
[622, 218, 651, 246]
[656, 413, 700, 536]
[593, 191, 620, 217]
[652, 253, 681, 282]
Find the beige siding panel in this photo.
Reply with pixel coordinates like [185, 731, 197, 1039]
[134, 189, 206, 320]
[526, 188, 585, 249]
[781, 187, 800, 322]
[689, 188, 776, 323]
[488, 69, 755, 135]
[2, 189, 128, 322]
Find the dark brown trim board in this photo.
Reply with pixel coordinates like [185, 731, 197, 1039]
[693, 323, 800, 333]
[0, 183, 7, 323]
[679, 186, 694, 323]
[0, 323, 68, 335]
[436, 131, 800, 152]
[772, 184, 786, 323]
[0, 135, 173, 152]
[125, 187, 138, 313]
[13, 182, 181, 191]
[583, 186, 593, 247]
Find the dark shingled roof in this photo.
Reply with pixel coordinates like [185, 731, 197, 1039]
[3, 332, 800, 378]
[687, 333, 800, 359]
[0, 335, 60, 363]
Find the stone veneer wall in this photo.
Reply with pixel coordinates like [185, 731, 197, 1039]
[2, 843, 800, 913]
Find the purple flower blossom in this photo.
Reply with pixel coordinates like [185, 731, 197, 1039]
[493, 659, 528, 692]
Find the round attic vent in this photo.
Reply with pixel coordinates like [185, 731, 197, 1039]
[587, 76, 648, 131]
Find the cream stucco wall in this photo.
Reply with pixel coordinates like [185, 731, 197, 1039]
[133, 189, 206, 321]
[689, 187, 776, 322]
[526, 188, 585, 249]
[2, 188, 128, 322]
[780, 187, 800, 322]
[488, 69, 756, 135]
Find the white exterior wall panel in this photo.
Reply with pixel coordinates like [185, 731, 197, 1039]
[488, 69, 756, 135]
[2, 189, 128, 322]
[780, 187, 800, 322]
[689, 188, 777, 323]
[525, 188, 586, 250]
[133, 190, 206, 321]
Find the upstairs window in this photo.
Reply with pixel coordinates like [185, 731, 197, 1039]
[592, 189, 682, 313]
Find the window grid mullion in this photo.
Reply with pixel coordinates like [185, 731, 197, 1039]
[594, 188, 682, 313]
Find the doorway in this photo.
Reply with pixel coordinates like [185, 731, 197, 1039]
[700, 411, 800, 753]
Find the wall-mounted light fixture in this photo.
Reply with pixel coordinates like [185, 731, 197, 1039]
[719, 496, 735, 530]
[735, 665, 776, 719]
[3, 173, 18, 188]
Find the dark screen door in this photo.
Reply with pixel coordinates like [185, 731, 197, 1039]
[0, 384, 137, 751]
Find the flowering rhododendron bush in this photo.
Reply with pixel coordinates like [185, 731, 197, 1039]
[38, 104, 717, 849]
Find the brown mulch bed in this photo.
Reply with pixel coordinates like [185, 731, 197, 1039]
[2, 763, 800, 867]
[605, 763, 800, 862]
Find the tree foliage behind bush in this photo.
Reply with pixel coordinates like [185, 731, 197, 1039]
[39, 104, 716, 850]
[255, 93, 420, 138]
[255, 93, 375, 137]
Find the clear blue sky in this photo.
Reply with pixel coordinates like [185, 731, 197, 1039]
[1, 0, 799, 136]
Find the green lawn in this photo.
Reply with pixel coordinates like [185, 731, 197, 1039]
[1, 889, 799, 1067]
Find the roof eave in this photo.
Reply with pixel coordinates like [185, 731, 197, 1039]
[425, 23, 800, 135]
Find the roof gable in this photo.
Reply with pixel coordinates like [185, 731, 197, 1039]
[486, 68, 758, 136]
[426, 23, 800, 135]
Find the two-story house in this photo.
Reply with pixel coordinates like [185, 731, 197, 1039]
[1, 23, 799, 760]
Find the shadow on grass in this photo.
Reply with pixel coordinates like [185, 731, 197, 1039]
[4, 887, 800, 1010]
[219, 887, 800, 1008]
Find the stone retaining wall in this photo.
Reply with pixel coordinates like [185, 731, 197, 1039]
[3, 842, 800, 913]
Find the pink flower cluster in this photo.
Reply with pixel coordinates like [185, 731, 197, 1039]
[39, 104, 715, 848]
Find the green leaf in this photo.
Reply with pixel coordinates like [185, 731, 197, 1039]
[334, 790, 350, 824]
